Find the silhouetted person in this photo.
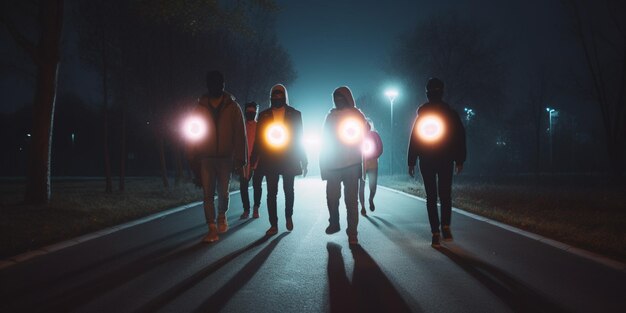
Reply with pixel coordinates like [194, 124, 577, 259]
[321, 86, 367, 245]
[407, 77, 466, 247]
[240, 101, 264, 219]
[250, 84, 308, 236]
[359, 118, 383, 216]
[185, 70, 247, 243]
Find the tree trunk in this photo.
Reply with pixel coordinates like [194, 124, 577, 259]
[173, 146, 183, 185]
[157, 134, 169, 188]
[24, 0, 65, 204]
[119, 99, 127, 192]
[102, 29, 112, 193]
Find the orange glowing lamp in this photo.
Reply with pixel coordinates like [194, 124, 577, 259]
[182, 116, 207, 142]
[416, 115, 445, 143]
[265, 123, 289, 149]
[338, 118, 363, 145]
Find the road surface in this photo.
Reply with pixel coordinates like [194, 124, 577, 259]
[1, 178, 625, 312]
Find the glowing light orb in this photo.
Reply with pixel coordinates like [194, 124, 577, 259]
[416, 115, 445, 143]
[362, 137, 375, 157]
[338, 118, 363, 145]
[183, 116, 207, 142]
[265, 123, 289, 149]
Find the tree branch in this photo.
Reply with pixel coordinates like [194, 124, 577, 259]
[0, 14, 41, 66]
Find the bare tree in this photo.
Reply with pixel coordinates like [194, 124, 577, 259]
[563, 0, 626, 176]
[388, 11, 508, 174]
[1, 0, 65, 204]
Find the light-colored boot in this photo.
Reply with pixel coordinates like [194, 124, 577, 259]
[217, 214, 229, 233]
[203, 224, 219, 243]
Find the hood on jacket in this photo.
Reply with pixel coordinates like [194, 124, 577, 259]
[332, 86, 356, 109]
[270, 84, 289, 104]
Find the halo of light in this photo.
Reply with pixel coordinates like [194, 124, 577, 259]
[338, 117, 363, 145]
[183, 116, 207, 142]
[416, 115, 445, 143]
[362, 137, 375, 157]
[265, 123, 289, 149]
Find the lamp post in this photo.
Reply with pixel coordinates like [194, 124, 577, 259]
[385, 89, 398, 175]
[546, 107, 558, 169]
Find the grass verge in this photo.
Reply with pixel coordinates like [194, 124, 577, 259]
[0, 177, 239, 259]
[379, 175, 626, 263]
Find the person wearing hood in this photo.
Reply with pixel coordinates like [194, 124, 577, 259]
[407, 77, 466, 247]
[359, 118, 383, 216]
[250, 84, 308, 236]
[320, 86, 367, 245]
[239, 101, 264, 220]
[185, 70, 247, 243]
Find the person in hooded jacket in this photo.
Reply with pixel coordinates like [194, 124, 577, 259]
[320, 86, 367, 245]
[185, 70, 247, 243]
[239, 101, 264, 219]
[250, 84, 308, 236]
[407, 77, 466, 247]
[359, 118, 383, 216]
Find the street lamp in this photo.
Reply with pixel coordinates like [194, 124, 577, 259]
[385, 89, 398, 175]
[546, 107, 558, 169]
[464, 107, 475, 124]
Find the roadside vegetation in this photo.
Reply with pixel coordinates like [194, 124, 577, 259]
[0, 178, 238, 259]
[380, 175, 626, 262]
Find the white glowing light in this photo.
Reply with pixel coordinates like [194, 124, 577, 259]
[361, 137, 375, 157]
[266, 123, 289, 149]
[338, 118, 363, 145]
[304, 132, 321, 154]
[416, 115, 445, 143]
[183, 116, 207, 142]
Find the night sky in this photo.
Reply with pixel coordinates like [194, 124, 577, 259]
[273, 0, 572, 121]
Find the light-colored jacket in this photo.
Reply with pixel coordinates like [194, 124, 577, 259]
[186, 91, 247, 168]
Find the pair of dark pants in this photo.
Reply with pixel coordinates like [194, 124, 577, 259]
[239, 170, 263, 210]
[265, 173, 295, 227]
[200, 157, 232, 225]
[326, 164, 361, 236]
[419, 158, 453, 234]
[358, 167, 378, 208]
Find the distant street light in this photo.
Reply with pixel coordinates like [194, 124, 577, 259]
[546, 107, 558, 169]
[385, 89, 398, 175]
[464, 107, 475, 123]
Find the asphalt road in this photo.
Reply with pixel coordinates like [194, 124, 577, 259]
[1, 178, 625, 313]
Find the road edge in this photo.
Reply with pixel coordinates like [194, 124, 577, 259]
[379, 185, 626, 272]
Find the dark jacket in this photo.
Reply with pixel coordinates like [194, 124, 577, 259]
[250, 105, 308, 176]
[185, 91, 247, 169]
[320, 86, 367, 180]
[407, 101, 466, 166]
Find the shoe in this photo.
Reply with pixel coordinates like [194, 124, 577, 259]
[286, 217, 293, 231]
[217, 214, 228, 233]
[348, 234, 358, 245]
[431, 233, 441, 247]
[360, 207, 367, 216]
[252, 206, 260, 218]
[266, 226, 278, 236]
[203, 224, 219, 243]
[240, 210, 250, 219]
[325, 224, 340, 234]
[369, 200, 375, 212]
[442, 226, 453, 241]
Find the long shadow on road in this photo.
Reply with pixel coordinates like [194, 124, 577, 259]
[327, 242, 417, 313]
[435, 245, 572, 313]
[137, 232, 288, 313]
[192, 232, 289, 313]
[36, 218, 254, 313]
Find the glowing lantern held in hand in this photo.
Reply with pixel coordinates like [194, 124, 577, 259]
[416, 115, 445, 143]
[265, 123, 289, 149]
[182, 116, 207, 142]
